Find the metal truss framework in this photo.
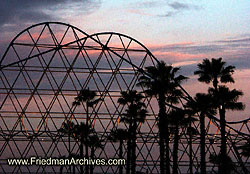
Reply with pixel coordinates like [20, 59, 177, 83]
[0, 22, 249, 173]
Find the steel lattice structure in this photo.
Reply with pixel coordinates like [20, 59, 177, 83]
[0, 22, 249, 173]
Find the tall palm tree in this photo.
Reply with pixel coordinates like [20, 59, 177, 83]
[185, 93, 217, 174]
[137, 61, 187, 174]
[194, 58, 237, 174]
[73, 88, 102, 174]
[208, 86, 244, 174]
[108, 128, 129, 174]
[118, 90, 148, 174]
[194, 58, 235, 90]
[168, 109, 197, 174]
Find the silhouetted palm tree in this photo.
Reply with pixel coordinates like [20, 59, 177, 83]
[168, 109, 197, 174]
[208, 86, 244, 174]
[73, 88, 102, 174]
[59, 121, 89, 174]
[58, 120, 75, 156]
[194, 58, 235, 90]
[185, 93, 216, 174]
[72, 122, 95, 174]
[137, 61, 187, 174]
[118, 90, 148, 174]
[194, 58, 237, 174]
[108, 128, 129, 174]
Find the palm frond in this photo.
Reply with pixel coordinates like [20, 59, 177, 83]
[194, 57, 236, 86]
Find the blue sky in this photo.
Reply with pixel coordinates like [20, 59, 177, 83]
[72, 0, 250, 44]
[2, 0, 249, 66]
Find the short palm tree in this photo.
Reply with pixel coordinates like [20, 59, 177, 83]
[208, 86, 244, 173]
[168, 109, 197, 174]
[137, 61, 187, 174]
[59, 154, 79, 174]
[73, 88, 102, 174]
[118, 90, 148, 174]
[58, 120, 76, 156]
[185, 93, 217, 174]
[209, 153, 235, 174]
[88, 134, 104, 174]
[59, 121, 93, 174]
[238, 138, 250, 157]
[194, 58, 237, 174]
[58, 120, 76, 174]
[72, 122, 94, 174]
[108, 128, 129, 174]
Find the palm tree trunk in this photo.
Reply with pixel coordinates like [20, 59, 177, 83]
[173, 126, 179, 174]
[200, 112, 206, 174]
[68, 133, 71, 173]
[158, 93, 168, 174]
[131, 123, 137, 174]
[60, 165, 63, 174]
[73, 164, 76, 174]
[69, 134, 71, 173]
[85, 104, 89, 174]
[126, 125, 132, 174]
[90, 147, 94, 174]
[164, 127, 170, 174]
[188, 124, 193, 174]
[126, 139, 131, 174]
[159, 124, 165, 174]
[119, 139, 123, 174]
[213, 79, 218, 91]
[219, 106, 227, 174]
[80, 135, 84, 174]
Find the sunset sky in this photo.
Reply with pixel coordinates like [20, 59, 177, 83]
[0, 0, 249, 121]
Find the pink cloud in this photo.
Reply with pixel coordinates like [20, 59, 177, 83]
[148, 42, 194, 48]
[15, 32, 49, 42]
[127, 9, 154, 16]
[153, 51, 206, 60]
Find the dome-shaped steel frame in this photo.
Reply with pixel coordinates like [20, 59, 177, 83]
[0, 22, 249, 173]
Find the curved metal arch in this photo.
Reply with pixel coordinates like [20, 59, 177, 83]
[0, 23, 192, 122]
[0, 24, 159, 77]
[88, 31, 158, 61]
[0, 21, 89, 67]
[227, 118, 250, 124]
